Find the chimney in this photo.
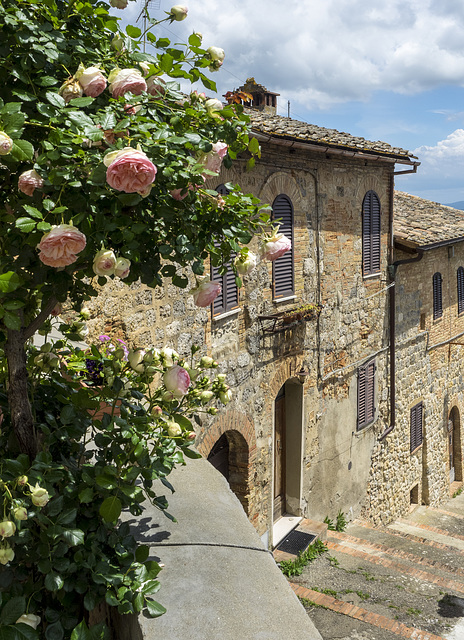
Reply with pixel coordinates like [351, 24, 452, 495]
[224, 78, 280, 115]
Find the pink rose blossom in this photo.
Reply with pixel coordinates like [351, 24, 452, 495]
[104, 147, 157, 194]
[170, 184, 195, 200]
[109, 69, 147, 99]
[37, 225, 86, 268]
[78, 67, 107, 97]
[260, 232, 291, 262]
[200, 141, 228, 177]
[163, 365, 191, 398]
[93, 249, 116, 276]
[190, 278, 221, 307]
[0, 132, 13, 155]
[114, 257, 131, 278]
[18, 169, 43, 196]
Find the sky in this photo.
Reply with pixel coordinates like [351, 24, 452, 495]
[116, 0, 464, 205]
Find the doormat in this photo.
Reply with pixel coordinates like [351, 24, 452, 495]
[276, 530, 316, 555]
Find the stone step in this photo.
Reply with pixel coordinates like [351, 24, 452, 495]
[273, 518, 328, 563]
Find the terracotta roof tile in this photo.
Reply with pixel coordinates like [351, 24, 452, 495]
[394, 191, 464, 248]
[247, 110, 415, 161]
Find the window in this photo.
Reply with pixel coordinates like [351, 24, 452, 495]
[272, 194, 294, 299]
[410, 402, 423, 453]
[457, 267, 464, 315]
[211, 185, 239, 317]
[362, 191, 381, 277]
[357, 359, 376, 430]
[433, 272, 443, 320]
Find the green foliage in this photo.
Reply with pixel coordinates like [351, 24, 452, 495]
[324, 510, 347, 532]
[279, 539, 327, 577]
[0, 335, 228, 637]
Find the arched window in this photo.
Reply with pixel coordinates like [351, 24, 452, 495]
[433, 272, 443, 320]
[362, 191, 381, 276]
[457, 267, 464, 315]
[211, 184, 239, 316]
[272, 194, 294, 299]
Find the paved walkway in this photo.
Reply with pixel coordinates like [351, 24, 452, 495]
[285, 489, 464, 639]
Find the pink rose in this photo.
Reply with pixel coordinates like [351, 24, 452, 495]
[0, 132, 13, 156]
[147, 76, 166, 97]
[170, 184, 195, 200]
[93, 249, 116, 276]
[18, 169, 43, 196]
[37, 225, 86, 268]
[200, 141, 228, 177]
[104, 147, 157, 194]
[163, 365, 191, 398]
[260, 232, 291, 261]
[114, 257, 131, 279]
[190, 278, 221, 307]
[109, 69, 147, 99]
[78, 67, 107, 97]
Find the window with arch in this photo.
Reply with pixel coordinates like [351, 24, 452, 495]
[362, 190, 381, 277]
[211, 184, 239, 317]
[272, 194, 294, 299]
[433, 272, 443, 320]
[457, 267, 464, 315]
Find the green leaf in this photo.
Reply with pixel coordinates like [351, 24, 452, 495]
[70, 621, 90, 640]
[44, 573, 64, 592]
[3, 113, 25, 136]
[99, 497, 122, 522]
[188, 34, 202, 47]
[45, 621, 64, 640]
[10, 140, 34, 162]
[14, 623, 39, 640]
[135, 545, 149, 562]
[61, 529, 85, 547]
[248, 137, 260, 155]
[144, 598, 166, 618]
[15, 218, 36, 233]
[3, 311, 21, 331]
[22, 206, 43, 220]
[0, 626, 18, 640]
[78, 488, 93, 504]
[126, 25, 141, 38]
[246, 157, 256, 171]
[68, 97, 94, 108]
[95, 476, 117, 490]
[46, 92, 65, 109]
[0, 597, 26, 625]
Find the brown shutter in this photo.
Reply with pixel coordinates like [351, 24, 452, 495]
[410, 402, 423, 452]
[211, 218, 238, 316]
[272, 194, 294, 299]
[357, 359, 376, 430]
[458, 267, 464, 315]
[433, 272, 443, 320]
[362, 191, 381, 276]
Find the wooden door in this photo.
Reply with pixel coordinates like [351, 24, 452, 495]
[274, 391, 286, 521]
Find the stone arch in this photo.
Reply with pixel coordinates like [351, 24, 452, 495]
[197, 410, 257, 517]
[258, 170, 303, 207]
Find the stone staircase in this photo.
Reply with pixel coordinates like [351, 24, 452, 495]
[277, 493, 464, 639]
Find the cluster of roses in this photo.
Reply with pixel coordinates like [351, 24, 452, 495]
[0, 475, 49, 571]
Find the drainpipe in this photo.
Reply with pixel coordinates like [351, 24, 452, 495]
[379, 171, 423, 441]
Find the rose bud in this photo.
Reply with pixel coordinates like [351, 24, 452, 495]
[37, 224, 86, 268]
[187, 431, 196, 440]
[219, 389, 232, 405]
[78, 66, 107, 98]
[208, 407, 218, 415]
[0, 547, 14, 565]
[164, 365, 191, 398]
[200, 390, 214, 404]
[166, 420, 182, 437]
[15, 615, 40, 630]
[160, 347, 179, 367]
[0, 521, 16, 538]
[108, 68, 147, 98]
[104, 147, 156, 195]
[199, 356, 214, 368]
[190, 278, 221, 307]
[18, 169, 43, 196]
[0, 132, 13, 156]
[216, 373, 227, 383]
[193, 31, 202, 42]
[13, 507, 27, 521]
[114, 257, 131, 279]
[260, 231, 291, 261]
[93, 249, 116, 277]
[205, 98, 223, 118]
[128, 349, 146, 373]
[169, 5, 188, 21]
[31, 484, 49, 507]
[59, 79, 83, 103]
[152, 405, 163, 417]
[234, 251, 257, 276]
[207, 46, 225, 63]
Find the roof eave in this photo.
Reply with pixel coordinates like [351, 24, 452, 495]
[394, 235, 464, 252]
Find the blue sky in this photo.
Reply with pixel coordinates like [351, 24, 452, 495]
[116, 0, 464, 205]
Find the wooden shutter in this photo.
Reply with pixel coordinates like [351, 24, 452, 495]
[272, 194, 294, 299]
[362, 191, 381, 276]
[410, 402, 423, 453]
[433, 272, 443, 320]
[357, 359, 376, 430]
[216, 184, 230, 196]
[211, 208, 238, 316]
[458, 267, 464, 315]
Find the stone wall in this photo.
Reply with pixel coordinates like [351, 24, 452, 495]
[86, 141, 398, 543]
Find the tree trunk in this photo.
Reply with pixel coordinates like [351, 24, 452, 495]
[5, 329, 37, 460]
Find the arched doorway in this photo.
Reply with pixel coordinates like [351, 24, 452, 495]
[448, 407, 462, 484]
[207, 429, 250, 513]
[273, 379, 304, 524]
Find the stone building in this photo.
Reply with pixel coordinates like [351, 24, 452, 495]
[365, 191, 464, 524]
[86, 92, 424, 548]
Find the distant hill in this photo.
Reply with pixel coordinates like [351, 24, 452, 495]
[445, 201, 464, 210]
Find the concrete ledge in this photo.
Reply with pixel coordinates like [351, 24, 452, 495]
[119, 457, 322, 640]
